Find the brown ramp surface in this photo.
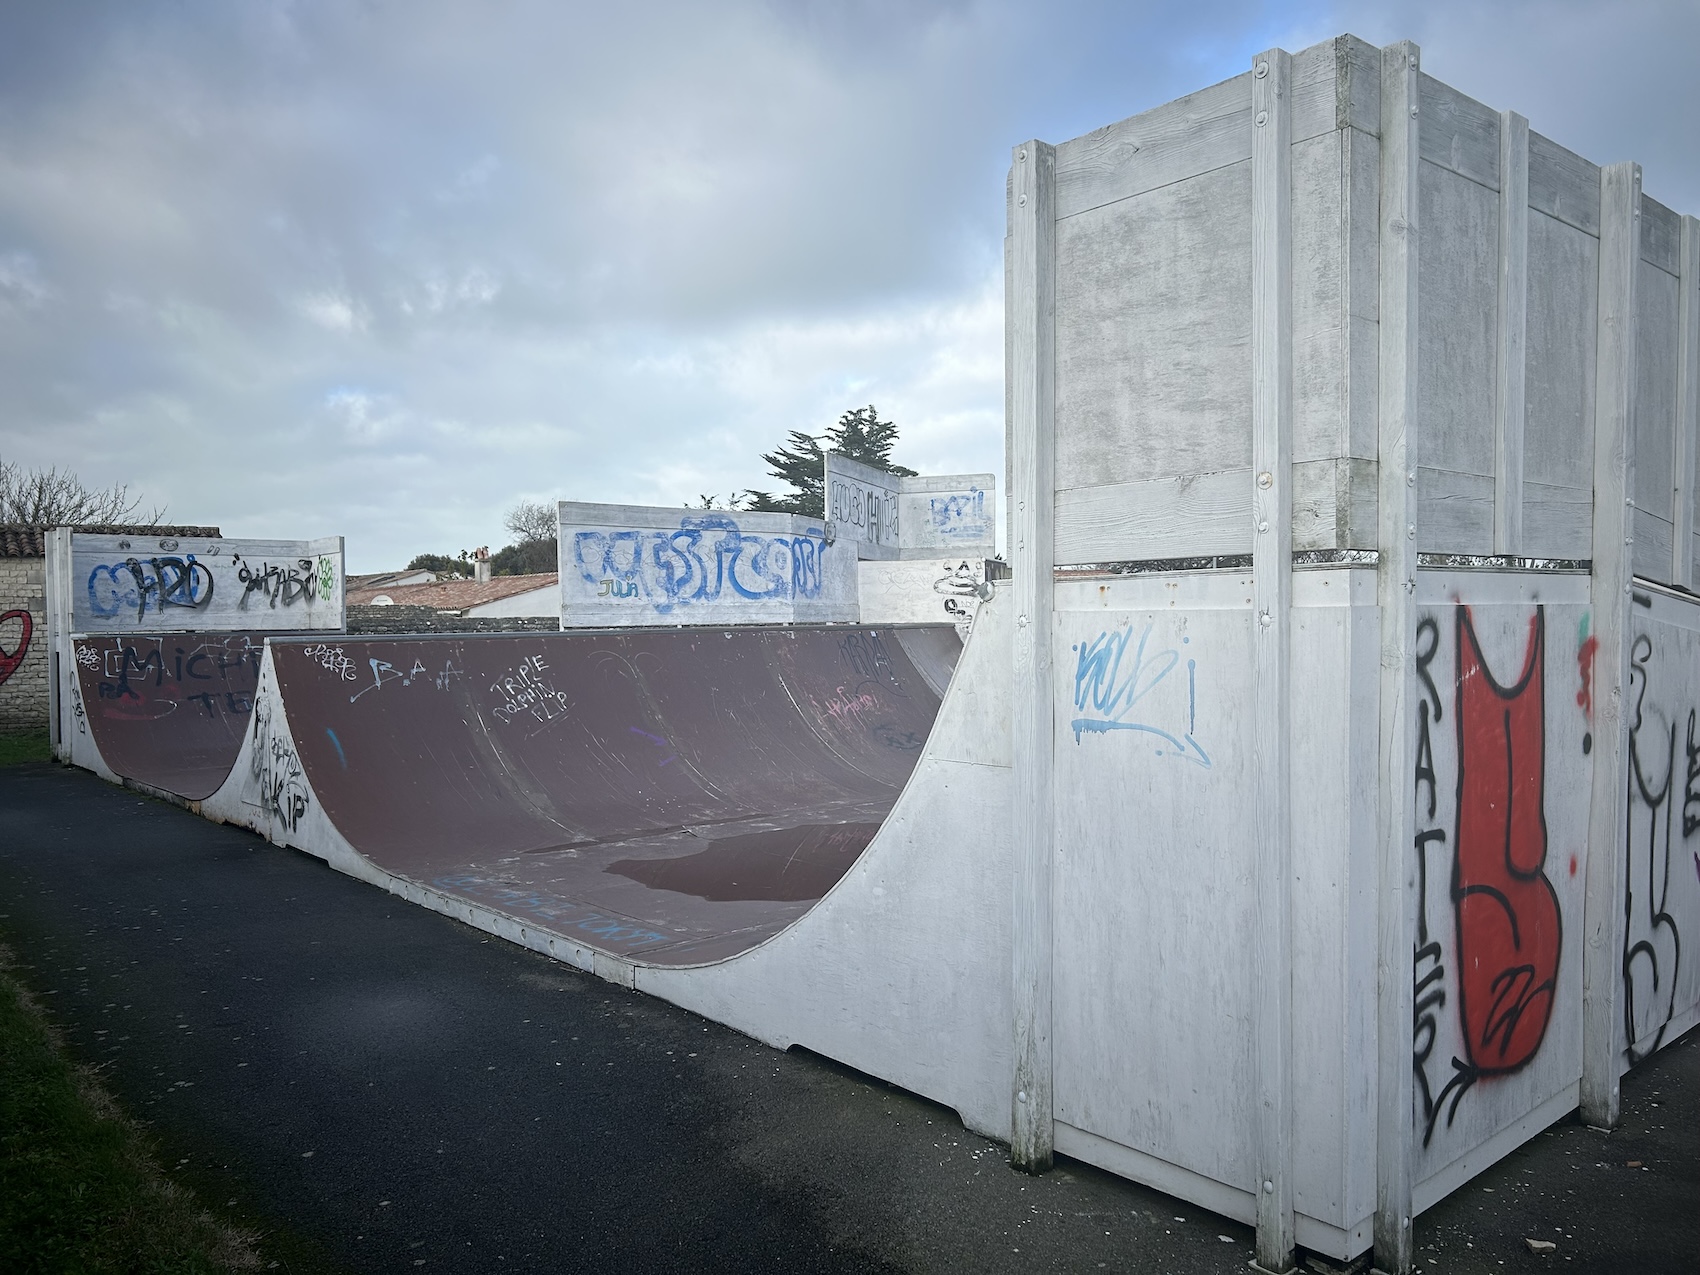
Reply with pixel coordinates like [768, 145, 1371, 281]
[74, 633, 269, 800]
[271, 626, 960, 965]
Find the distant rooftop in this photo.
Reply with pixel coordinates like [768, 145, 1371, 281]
[346, 573, 559, 610]
[0, 523, 224, 558]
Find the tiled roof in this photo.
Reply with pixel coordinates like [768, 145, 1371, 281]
[347, 569, 439, 590]
[0, 523, 223, 558]
[347, 573, 559, 610]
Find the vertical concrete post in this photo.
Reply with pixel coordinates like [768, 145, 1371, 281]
[1374, 39, 1421, 1275]
[1250, 44, 1296, 1275]
[1580, 161, 1642, 1129]
[1007, 137, 1057, 1174]
[1493, 111, 1529, 557]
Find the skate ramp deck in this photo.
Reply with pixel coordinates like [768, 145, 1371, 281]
[263, 626, 961, 966]
[71, 633, 268, 801]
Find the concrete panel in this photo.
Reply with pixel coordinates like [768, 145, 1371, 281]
[65, 533, 343, 634]
[1054, 162, 1253, 490]
[1407, 573, 1591, 1207]
[558, 502, 856, 627]
[824, 454, 996, 561]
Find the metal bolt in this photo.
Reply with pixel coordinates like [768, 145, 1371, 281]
[1018, 194, 1027, 207]
[1018, 150, 1027, 162]
[1407, 470, 1416, 486]
[1257, 520, 1269, 534]
[1255, 61, 1269, 78]
[1257, 471, 1273, 489]
[1017, 1090, 1028, 1103]
[1410, 105, 1419, 118]
[1408, 524, 1416, 539]
[1256, 110, 1268, 127]
[1263, 1180, 1274, 1194]
[1259, 610, 1273, 627]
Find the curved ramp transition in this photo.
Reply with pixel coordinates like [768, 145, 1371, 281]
[72, 632, 268, 801]
[266, 626, 960, 965]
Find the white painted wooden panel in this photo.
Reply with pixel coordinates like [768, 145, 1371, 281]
[1523, 209, 1599, 528]
[1287, 580, 1379, 1230]
[1294, 458, 1378, 552]
[1051, 604, 1257, 1192]
[825, 453, 997, 561]
[1634, 262, 1681, 529]
[1406, 581, 1591, 1202]
[1640, 195, 1682, 277]
[1527, 131, 1600, 237]
[556, 502, 857, 627]
[1418, 468, 1495, 555]
[1521, 482, 1594, 560]
[67, 533, 343, 634]
[1418, 162, 1499, 482]
[1055, 470, 1251, 564]
[1418, 74, 1500, 191]
[1344, 128, 1382, 461]
[1633, 510, 1674, 581]
[1054, 163, 1253, 491]
[1617, 588, 1700, 1064]
[1054, 71, 1252, 222]
[1293, 129, 1345, 464]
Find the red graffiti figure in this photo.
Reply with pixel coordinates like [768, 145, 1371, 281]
[1452, 606, 1561, 1072]
[0, 609, 32, 688]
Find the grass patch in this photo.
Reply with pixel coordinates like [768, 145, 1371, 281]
[0, 943, 259, 1273]
[0, 730, 50, 766]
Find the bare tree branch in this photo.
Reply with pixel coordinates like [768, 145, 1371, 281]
[0, 458, 166, 526]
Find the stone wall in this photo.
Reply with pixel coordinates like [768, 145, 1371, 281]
[0, 556, 47, 734]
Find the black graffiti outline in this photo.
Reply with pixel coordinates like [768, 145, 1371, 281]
[1623, 634, 1685, 1065]
[1411, 612, 1482, 1145]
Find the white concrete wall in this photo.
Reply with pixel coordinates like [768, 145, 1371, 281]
[464, 585, 559, 618]
[557, 502, 857, 627]
[825, 454, 996, 561]
[60, 533, 344, 633]
[856, 558, 991, 634]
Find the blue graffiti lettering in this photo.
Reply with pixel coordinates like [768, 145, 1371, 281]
[572, 515, 832, 614]
[1070, 625, 1211, 767]
[86, 555, 215, 622]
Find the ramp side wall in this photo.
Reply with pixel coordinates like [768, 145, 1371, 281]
[640, 589, 1016, 1140]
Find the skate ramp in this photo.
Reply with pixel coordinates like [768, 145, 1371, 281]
[263, 625, 961, 966]
[71, 633, 268, 801]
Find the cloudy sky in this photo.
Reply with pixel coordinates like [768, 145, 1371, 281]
[1, 1, 1695, 570]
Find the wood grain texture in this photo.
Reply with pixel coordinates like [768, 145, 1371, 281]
[1344, 128, 1382, 462]
[1494, 112, 1529, 555]
[1417, 467, 1494, 554]
[1634, 262, 1681, 532]
[1417, 73, 1499, 191]
[1374, 40, 1420, 1275]
[1640, 194, 1681, 276]
[1054, 470, 1252, 563]
[1677, 218, 1699, 588]
[1524, 209, 1599, 528]
[1580, 161, 1641, 1131]
[1334, 34, 1381, 135]
[1053, 163, 1252, 489]
[1522, 481, 1594, 560]
[1007, 138, 1057, 1173]
[1251, 46, 1296, 1271]
[1417, 162, 1499, 483]
[1528, 131, 1601, 237]
[1052, 36, 1347, 223]
[1293, 130, 1346, 464]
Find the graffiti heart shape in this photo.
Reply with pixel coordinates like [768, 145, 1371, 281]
[0, 609, 32, 688]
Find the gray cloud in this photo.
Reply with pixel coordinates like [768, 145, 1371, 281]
[0, 0, 1693, 568]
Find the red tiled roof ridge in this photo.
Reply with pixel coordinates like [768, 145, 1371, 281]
[0, 522, 224, 558]
[346, 572, 559, 608]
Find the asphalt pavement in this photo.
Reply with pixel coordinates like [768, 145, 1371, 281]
[0, 761, 1693, 1274]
